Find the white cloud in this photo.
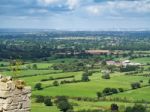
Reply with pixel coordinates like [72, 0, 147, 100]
[29, 9, 48, 14]
[37, 0, 60, 6]
[66, 0, 80, 10]
[86, 0, 150, 16]
[86, 5, 102, 15]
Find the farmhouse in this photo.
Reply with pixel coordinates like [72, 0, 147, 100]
[106, 61, 122, 66]
[122, 60, 141, 66]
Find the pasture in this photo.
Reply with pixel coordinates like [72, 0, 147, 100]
[0, 57, 150, 112]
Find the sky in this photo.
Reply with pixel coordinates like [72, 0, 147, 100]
[0, 0, 150, 30]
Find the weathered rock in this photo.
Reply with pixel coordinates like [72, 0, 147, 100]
[0, 76, 31, 112]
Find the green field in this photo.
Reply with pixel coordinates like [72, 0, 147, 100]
[131, 57, 150, 64]
[0, 57, 150, 112]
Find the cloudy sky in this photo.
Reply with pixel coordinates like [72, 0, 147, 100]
[0, 0, 150, 30]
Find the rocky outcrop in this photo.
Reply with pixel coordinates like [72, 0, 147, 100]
[0, 75, 31, 112]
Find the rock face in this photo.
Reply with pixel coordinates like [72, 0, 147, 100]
[0, 76, 31, 112]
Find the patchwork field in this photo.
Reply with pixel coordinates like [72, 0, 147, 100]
[0, 57, 150, 112]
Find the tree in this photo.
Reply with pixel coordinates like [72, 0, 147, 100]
[96, 92, 102, 99]
[55, 96, 73, 112]
[34, 83, 42, 90]
[44, 96, 53, 106]
[131, 82, 141, 89]
[102, 88, 112, 95]
[35, 95, 44, 103]
[120, 65, 139, 72]
[111, 88, 118, 94]
[101, 60, 106, 66]
[81, 74, 90, 82]
[125, 104, 146, 112]
[118, 88, 124, 92]
[148, 79, 150, 85]
[111, 104, 119, 112]
[0, 63, 4, 67]
[132, 104, 146, 112]
[102, 71, 110, 79]
[53, 80, 59, 86]
[125, 106, 132, 112]
[32, 64, 38, 69]
[26, 65, 31, 69]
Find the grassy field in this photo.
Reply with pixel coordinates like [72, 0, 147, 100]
[0, 57, 150, 112]
[32, 73, 149, 98]
[110, 86, 150, 102]
[131, 57, 150, 64]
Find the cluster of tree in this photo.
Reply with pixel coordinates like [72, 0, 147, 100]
[41, 76, 74, 82]
[60, 79, 81, 84]
[35, 95, 73, 112]
[52, 61, 87, 72]
[1, 31, 150, 60]
[55, 96, 73, 112]
[110, 104, 147, 112]
[120, 65, 139, 72]
[53, 79, 82, 86]
[125, 104, 146, 112]
[124, 71, 139, 75]
[97, 88, 124, 98]
[35, 95, 53, 106]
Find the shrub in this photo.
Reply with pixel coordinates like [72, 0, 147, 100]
[44, 96, 53, 106]
[55, 96, 73, 112]
[132, 104, 146, 112]
[111, 88, 118, 94]
[125, 104, 146, 112]
[131, 82, 141, 89]
[111, 103, 119, 112]
[102, 88, 112, 95]
[53, 80, 59, 86]
[34, 83, 42, 90]
[81, 74, 90, 82]
[32, 64, 38, 69]
[118, 88, 124, 92]
[102, 88, 118, 96]
[120, 65, 139, 72]
[96, 92, 102, 99]
[0, 63, 4, 67]
[35, 95, 44, 103]
[102, 71, 110, 79]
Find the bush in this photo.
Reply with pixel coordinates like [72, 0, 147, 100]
[132, 104, 146, 112]
[0, 63, 4, 67]
[111, 88, 118, 94]
[102, 71, 110, 79]
[32, 64, 38, 69]
[131, 82, 141, 89]
[44, 96, 53, 106]
[35, 95, 44, 103]
[102, 88, 118, 96]
[53, 80, 59, 86]
[96, 92, 102, 99]
[125, 104, 146, 112]
[55, 96, 73, 112]
[34, 83, 42, 90]
[120, 65, 139, 72]
[111, 103, 119, 112]
[81, 74, 90, 82]
[118, 88, 124, 92]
